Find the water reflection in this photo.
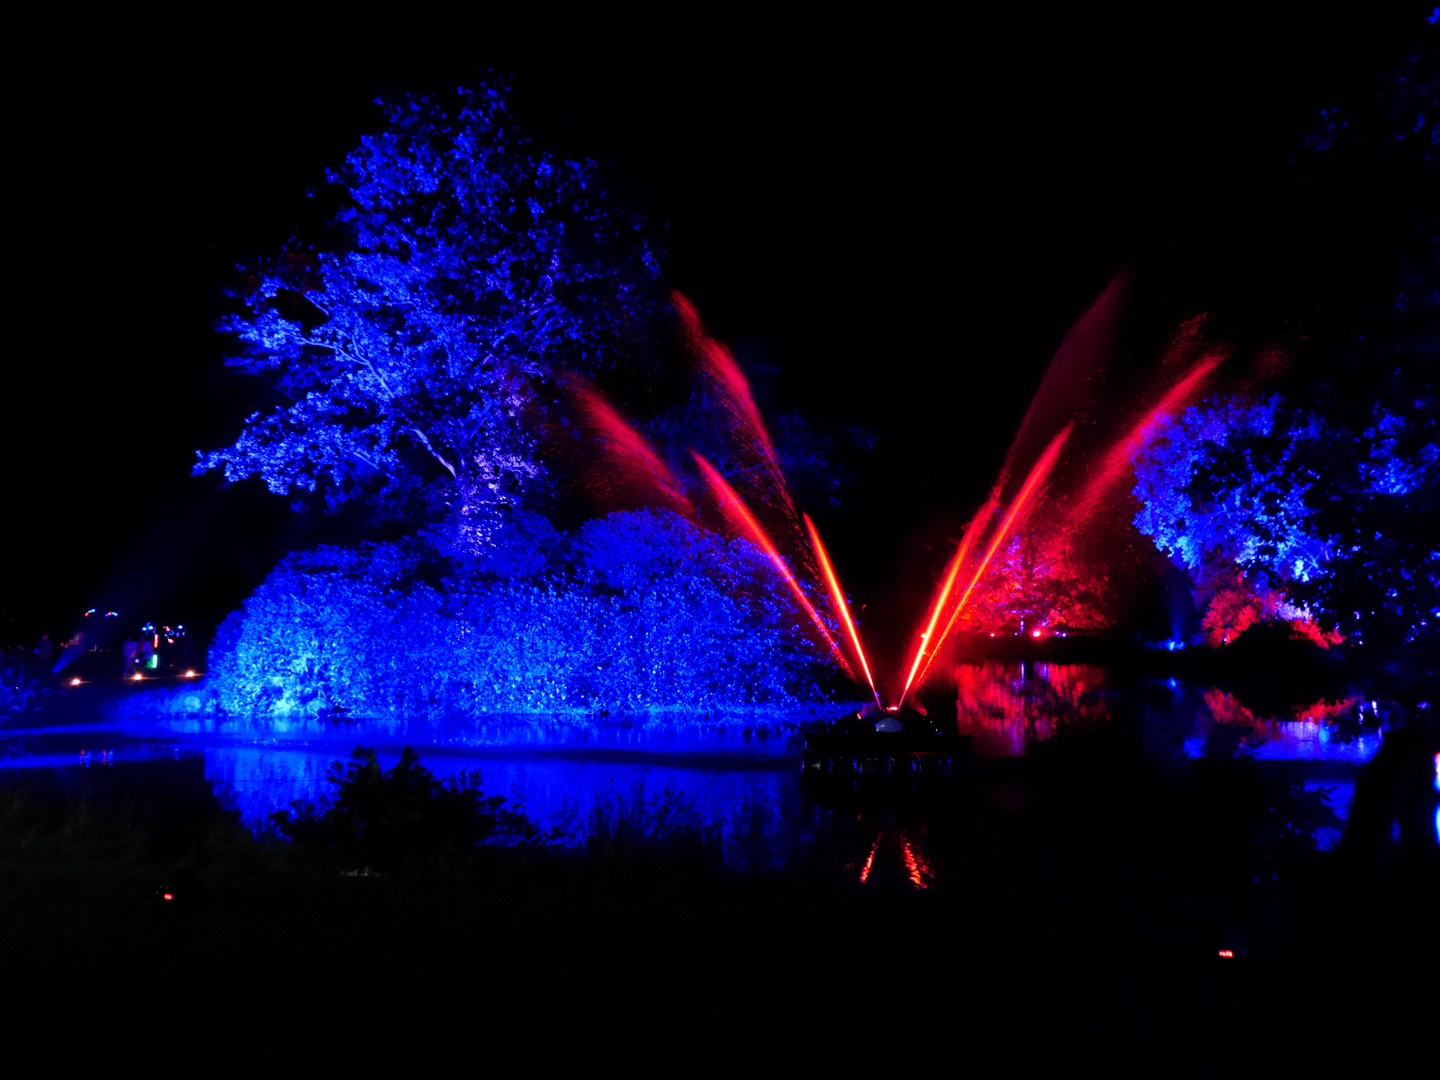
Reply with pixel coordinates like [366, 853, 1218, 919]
[947, 662, 1385, 765]
[1, 664, 1399, 873]
[202, 743, 811, 872]
[1187, 689, 1381, 762]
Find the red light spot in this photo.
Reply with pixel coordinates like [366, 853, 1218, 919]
[1032, 629, 1043, 639]
[1217, 949, 1233, 958]
[163, 893, 174, 901]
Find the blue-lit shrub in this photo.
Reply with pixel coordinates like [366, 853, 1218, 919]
[203, 509, 832, 719]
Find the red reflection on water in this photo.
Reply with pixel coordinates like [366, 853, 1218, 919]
[954, 662, 1110, 756]
[1204, 688, 1363, 730]
[1293, 697, 1362, 723]
[1202, 688, 1259, 727]
[901, 832, 931, 889]
[1198, 688, 1378, 760]
[859, 832, 882, 884]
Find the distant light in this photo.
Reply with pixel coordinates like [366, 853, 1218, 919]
[70, 678, 82, 687]
[1032, 629, 1042, 639]
[84, 608, 96, 616]
[163, 893, 174, 902]
[183, 670, 197, 679]
[1434, 752, 1439, 794]
[886, 705, 900, 713]
[1217, 949, 1234, 958]
[104, 611, 118, 617]
[132, 673, 143, 682]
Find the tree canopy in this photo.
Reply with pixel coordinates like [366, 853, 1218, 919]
[1131, 395, 1438, 650]
[196, 83, 661, 551]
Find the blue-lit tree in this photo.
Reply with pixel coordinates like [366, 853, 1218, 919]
[197, 83, 661, 551]
[1132, 42, 1439, 655]
[1132, 395, 1438, 650]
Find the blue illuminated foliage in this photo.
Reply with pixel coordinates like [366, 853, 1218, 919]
[1132, 397, 1330, 587]
[203, 509, 835, 719]
[1133, 394, 1439, 649]
[196, 83, 660, 550]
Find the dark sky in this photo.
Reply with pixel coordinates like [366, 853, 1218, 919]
[6, 9, 1432, 649]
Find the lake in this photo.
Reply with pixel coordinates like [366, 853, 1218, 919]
[1, 662, 1400, 873]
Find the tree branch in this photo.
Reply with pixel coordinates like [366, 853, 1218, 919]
[410, 426, 457, 479]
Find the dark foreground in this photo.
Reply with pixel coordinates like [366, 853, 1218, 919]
[3, 716, 1436, 1073]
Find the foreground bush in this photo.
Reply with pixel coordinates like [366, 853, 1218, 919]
[273, 746, 534, 870]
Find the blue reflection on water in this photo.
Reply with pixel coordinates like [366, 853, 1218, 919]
[1303, 779, 1354, 850]
[1, 665, 1398, 864]
[1181, 725, 1381, 762]
[200, 742, 813, 871]
[15, 711, 820, 871]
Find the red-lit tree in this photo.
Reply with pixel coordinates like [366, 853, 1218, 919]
[961, 527, 1110, 635]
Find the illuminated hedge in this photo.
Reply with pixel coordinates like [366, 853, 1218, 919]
[203, 509, 833, 718]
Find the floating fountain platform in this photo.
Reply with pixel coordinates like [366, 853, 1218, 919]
[800, 705, 973, 789]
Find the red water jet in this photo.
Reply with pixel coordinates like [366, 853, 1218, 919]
[1067, 352, 1224, 528]
[568, 375, 694, 517]
[898, 492, 1000, 705]
[804, 513, 881, 706]
[674, 291, 799, 526]
[691, 450, 853, 676]
[997, 273, 1126, 483]
[915, 424, 1073, 689]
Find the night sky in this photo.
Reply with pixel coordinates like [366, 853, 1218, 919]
[7, 11, 1431, 653]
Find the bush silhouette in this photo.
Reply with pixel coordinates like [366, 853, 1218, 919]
[273, 746, 534, 870]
